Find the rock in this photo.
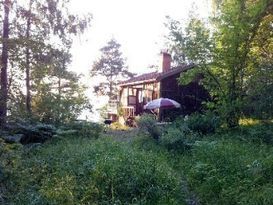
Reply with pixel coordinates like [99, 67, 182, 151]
[24, 143, 42, 150]
[20, 133, 48, 144]
[2, 134, 24, 144]
[2, 122, 56, 144]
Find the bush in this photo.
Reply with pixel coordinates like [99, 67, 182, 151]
[185, 112, 220, 135]
[62, 120, 103, 139]
[160, 122, 198, 152]
[137, 114, 161, 140]
[7, 138, 185, 205]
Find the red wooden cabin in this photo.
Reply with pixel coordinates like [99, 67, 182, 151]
[116, 52, 209, 123]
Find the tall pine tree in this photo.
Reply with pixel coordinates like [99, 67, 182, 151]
[91, 39, 134, 101]
[0, 0, 11, 126]
[13, 0, 91, 116]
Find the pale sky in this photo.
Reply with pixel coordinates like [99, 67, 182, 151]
[67, 0, 210, 121]
[69, 0, 210, 75]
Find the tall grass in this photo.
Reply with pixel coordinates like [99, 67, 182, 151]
[180, 138, 273, 204]
[4, 137, 186, 205]
[2, 119, 273, 205]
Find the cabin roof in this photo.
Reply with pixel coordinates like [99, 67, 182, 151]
[119, 63, 194, 87]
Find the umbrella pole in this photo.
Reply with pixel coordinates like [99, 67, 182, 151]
[158, 108, 163, 122]
[150, 109, 157, 119]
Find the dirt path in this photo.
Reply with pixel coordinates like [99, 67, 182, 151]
[181, 176, 200, 205]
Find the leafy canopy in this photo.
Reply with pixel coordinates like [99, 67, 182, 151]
[165, 0, 273, 126]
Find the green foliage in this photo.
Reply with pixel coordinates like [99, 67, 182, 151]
[31, 71, 92, 124]
[8, 49, 92, 124]
[165, 0, 273, 127]
[185, 112, 221, 135]
[0, 0, 92, 124]
[238, 124, 273, 145]
[244, 84, 273, 120]
[137, 114, 161, 140]
[0, 139, 22, 178]
[0, 138, 22, 204]
[2, 120, 273, 204]
[61, 121, 103, 139]
[181, 137, 273, 204]
[245, 13, 273, 120]
[85, 142, 182, 204]
[159, 112, 220, 152]
[160, 121, 198, 152]
[5, 138, 185, 205]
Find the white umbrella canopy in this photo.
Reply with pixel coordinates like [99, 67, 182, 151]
[144, 98, 181, 110]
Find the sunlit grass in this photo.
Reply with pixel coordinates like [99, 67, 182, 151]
[109, 121, 130, 130]
[239, 118, 261, 125]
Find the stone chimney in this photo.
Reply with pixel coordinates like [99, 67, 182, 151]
[160, 50, 172, 72]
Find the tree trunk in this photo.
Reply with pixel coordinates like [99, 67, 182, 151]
[109, 81, 113, 101]
[0, 0, 10, 126]
[57, 73, 62, 124]
[25, 0, 33, 115]
[226, 68, 239, 128]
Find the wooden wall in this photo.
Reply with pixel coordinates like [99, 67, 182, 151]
[119, 74, 210, 121]
[160, 73, 210, 120]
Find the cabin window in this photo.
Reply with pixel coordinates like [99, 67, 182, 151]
[144, 90, 153, 101]
[129, 88, 136, 96]
[128, 96, 137, 105]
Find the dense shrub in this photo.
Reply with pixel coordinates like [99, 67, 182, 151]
[61, 120, 103, 139]
[7, 138, 185, 205]
[159, 112, 220, 152]
[160, 122, 198, 152]
[137, 114, 161, 140]
[185, 112, 220, 135]
[181, 139, 273, 204]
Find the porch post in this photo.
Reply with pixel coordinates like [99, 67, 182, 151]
[127, 86, 129, 106]
[158, 81, 163, 121]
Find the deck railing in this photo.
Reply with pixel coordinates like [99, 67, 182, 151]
[122, 106, 135, 118]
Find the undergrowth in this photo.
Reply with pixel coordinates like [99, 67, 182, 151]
[1, 118, 273, 205]
[3, 137, 185, 205]
[177, 124, 273, 205]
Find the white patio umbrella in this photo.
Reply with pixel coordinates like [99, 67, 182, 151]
[144, 98, 181, 110]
